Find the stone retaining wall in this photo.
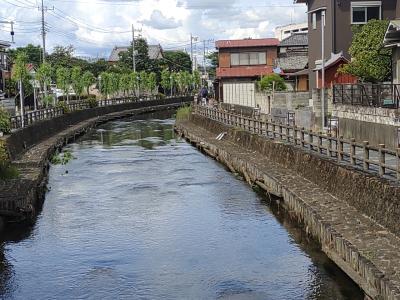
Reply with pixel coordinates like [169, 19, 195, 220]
[186, 114, 400, 237]
[175, 115, 400, 299]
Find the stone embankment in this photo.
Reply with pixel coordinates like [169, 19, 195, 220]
[175, 114, 400, 300]
[0, 97, 191, 226]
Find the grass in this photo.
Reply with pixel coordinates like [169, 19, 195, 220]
[51, 150, 76, 165]
[0, 164, 19, 180]
[175, 105, 192, 122]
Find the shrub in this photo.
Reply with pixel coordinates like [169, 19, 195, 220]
[56, 101, 70, 113]
[0, 107, 11, 135]
[176, 105, 192, 121]
[0, 140, 18, 180]
[86, 96, 98, 108]
[258, 74, 287, 92]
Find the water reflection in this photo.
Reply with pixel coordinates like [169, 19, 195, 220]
[0, 112, 363, 299]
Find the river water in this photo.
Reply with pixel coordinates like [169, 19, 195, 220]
[0, 112, 363, 299]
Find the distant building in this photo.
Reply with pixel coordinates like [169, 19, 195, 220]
[275, 33, 309, 91]
[275, 22, 308, 41]
[295, 0, 398, 90]
[0, 40, 11, 93]
[215, 38, 279, 106]
[108, 44, 164, 64]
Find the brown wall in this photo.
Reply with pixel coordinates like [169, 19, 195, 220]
[219, 52, 231, 68]
[217, 46, 278, 67]
[297, 75, 309, 91]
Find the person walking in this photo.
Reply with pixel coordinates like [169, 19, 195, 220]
[200, 86, 208, 106]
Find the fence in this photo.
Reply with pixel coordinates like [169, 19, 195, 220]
[194, 105, 400, 181]
[9, 95, 170, 130]
[333, 83, 400, 109]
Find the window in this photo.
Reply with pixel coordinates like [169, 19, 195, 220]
[351, 1, 381, 24]
[231, 53, 239, 66]
[230, 52, 266, 66]
[312, 13, 317, 30]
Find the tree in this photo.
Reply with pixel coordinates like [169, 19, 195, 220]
[9, 44, 42, 67]
[192, 70, 201, 90]
[129, 72, 139, 96]
[82, 71, 95, 96]
[100, 72, 112, 98]
[146, 72, 157, 94]
[163, 51, 192, 72]
[87, 58, 108, 77]
[119, 38, 153, 72]
[56, 67, 71, 103]
[206, 51, 218, 78]
[258, 74, 287, 92]
[35, 62, 52, 97]
[71, 66, 84, 100]
[160, 69, 171, 94]
[119, 73, 131, 96]
[340, 20, 391, 82]
[12, 53, 30, 123]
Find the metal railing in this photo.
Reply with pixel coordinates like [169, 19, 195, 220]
[194, 105, 400, 181]
[333, 83, 400, 109]
[9, 95, 174, 130]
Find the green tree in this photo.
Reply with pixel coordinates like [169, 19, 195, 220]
[110, 73, 121, 97]
[100, 72, 112, 98]
[119, 38, 153, 72]
[258, 74, 287, 92]
[12, 53, 31, 122]
[160, 69, 171, 94]
[71, 66, 84, 100]
[9, 44, 42, 67]
[119, 73, 131, 96]
[139, 71, 148, 95]
[56, 67, 71, 103]
[206, 51, 218, 78]
[81, 71, 95, 96]
[163, 51, 192, 72]
[146, 72, 157, 94]
[35, 62, 52, 98]
[129, 72, 139, 96]
[192, 70, 201, 90]
[87, 58, 108, 77]
[340, 20, 391, 82]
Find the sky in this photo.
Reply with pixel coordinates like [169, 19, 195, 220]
[0, 0, 307, 60]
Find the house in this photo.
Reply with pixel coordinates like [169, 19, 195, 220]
[384, 20, 400, 84]
[275, 33, 309, 91]
[295, 0, 398, 90]
[108, 44, 163, 64]
[274, 22, 308, 41]
[215, 38, 279, 106]
[0, 41, 11, 94]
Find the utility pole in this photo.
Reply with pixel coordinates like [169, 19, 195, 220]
[190, 33, 193, 73]
[0, 21, 15, 43]
[39, 0, 53, 63]
[132, 24, 136, 73]
[321, 10, 326, 131]
[203, 40, 206, 78]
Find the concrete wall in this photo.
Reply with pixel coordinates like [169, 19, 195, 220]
[272, 91, 309, 110]
[333, 104, 400, 149]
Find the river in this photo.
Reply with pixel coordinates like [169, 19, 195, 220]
[0, 112, 363, 299]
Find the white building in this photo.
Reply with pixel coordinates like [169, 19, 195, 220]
[275, 23, 308, 41]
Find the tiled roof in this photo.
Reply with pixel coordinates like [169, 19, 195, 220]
[313, 52, 348, 71]
[275, 55, 308, 72]
[216, 66, 274, 78]
[108, 46, 129, 62]
[216, 38, 279, 49]
[108, 44, 163, 62]
[279, 33, 308, 47]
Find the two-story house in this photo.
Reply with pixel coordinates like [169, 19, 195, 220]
[295, 0, 398, 90]
[215, 38, 279, 106]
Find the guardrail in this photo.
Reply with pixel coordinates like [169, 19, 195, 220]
[194, 105, 400, 181]
[9, 95, 178, 130]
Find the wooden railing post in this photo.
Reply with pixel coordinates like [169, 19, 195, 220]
[397, 148, 400, 180]
[363, 141, 370, 171]
[318, 132, 323, 154]
[309, 130, 313, 150]
[338, 136, 344, 162]
[327, 133, 332, 157]
[301, 127, 305, 148]
[350, 138, 356, 166]
[379, 144, 386, 176]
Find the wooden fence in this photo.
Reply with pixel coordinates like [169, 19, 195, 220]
[9, 95, 168, 130]
[194, 105, 400, 181]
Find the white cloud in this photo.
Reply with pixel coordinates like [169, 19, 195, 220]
[0, 0, 307, 58]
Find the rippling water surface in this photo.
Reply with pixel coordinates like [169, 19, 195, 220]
[0, 113, 363, 299]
